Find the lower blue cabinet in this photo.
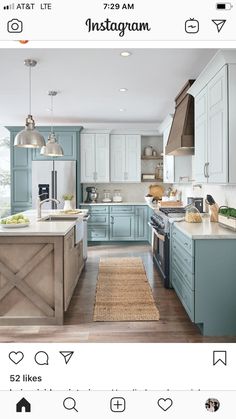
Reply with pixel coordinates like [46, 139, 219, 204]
[135, 206, 148, 241]
[110, 214, 135, 241]
[82, 204, 149, 242]
[88, 225, 109, 241]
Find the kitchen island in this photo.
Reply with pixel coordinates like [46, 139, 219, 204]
[0, 210, 87, 326]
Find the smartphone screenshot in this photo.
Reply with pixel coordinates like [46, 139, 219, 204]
[0, 0, 235, 417]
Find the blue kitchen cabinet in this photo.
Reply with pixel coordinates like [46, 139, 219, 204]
[110, 214, 135, 241]
[110, 205, 135, 241]
[80, 204, 149, 243]
[32, 128, 80, 161]
[9, 131, 32, 214]
[135, 206, 148, 241]
[88, 225, 110, 241]
[171, 223, 236, 336]
[83, 205, 110, 242]
[147, 206, 154, 244]
[8, 126, 83, 211]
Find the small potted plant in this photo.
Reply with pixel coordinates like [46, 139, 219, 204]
[62, 194, 74, 211]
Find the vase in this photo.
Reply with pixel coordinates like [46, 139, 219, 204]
[63, 200, 72, 211]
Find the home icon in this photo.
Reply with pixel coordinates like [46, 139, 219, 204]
[16, 397, 31, 413]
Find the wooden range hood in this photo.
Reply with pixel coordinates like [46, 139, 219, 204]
[165, 80, 195, 156]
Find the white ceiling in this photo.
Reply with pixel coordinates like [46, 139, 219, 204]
[0, 48, 216, 127]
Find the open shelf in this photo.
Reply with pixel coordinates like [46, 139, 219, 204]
[141, 155, 163, 160]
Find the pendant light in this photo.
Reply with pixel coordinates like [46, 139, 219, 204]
[40, 91, 64, 157]
[14, 59, 45, 148]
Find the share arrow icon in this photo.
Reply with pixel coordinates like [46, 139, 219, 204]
[212, 19, 226, 33]
[59, 351, 74, 365]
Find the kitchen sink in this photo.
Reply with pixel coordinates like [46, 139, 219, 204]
[41, 216, 78, 222]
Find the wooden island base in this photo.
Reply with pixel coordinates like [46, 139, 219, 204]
[0, 229, 84, 326]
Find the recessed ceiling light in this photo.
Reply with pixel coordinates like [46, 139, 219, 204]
[120, 51, 131, 57]
[119, 108, 126, 112]
[119, 88, 128, 92]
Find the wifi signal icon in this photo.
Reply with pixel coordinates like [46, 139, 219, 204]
[3, 3, 14, 10]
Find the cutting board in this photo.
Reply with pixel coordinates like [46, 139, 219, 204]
[158, 200, 183, 207]
[149, 184, 164, 200]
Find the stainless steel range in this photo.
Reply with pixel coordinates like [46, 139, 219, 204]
[149, 207, 185, 288]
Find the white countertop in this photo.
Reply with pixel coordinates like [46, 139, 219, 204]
[80, 202, 149, 206]
[173, 217, 236, 239]
[0, 209, 88, 237]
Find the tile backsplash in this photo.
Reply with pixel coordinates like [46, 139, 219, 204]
[82, 182, 236, 208]
[82, 183, 168, 203]
[176, 184, 236, 208]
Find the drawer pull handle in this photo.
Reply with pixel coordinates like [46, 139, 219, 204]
[184, 242, 189, 247]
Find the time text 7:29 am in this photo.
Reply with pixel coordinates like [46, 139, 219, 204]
[103, 3, 135, 10]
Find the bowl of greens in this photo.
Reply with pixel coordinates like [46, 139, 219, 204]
[218, 206, 236, 231]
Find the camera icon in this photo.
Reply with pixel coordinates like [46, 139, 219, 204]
[7, 19, 23, 33]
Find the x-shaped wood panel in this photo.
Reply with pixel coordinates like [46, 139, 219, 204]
[0, 244, 55, 317]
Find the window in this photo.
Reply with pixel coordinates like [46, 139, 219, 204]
[0, 127, 10, 217]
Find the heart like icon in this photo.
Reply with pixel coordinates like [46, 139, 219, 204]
[9, 351, 24, 365]
[157, 398, 173, 411]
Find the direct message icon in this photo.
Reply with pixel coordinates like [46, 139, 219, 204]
[213, 351, 227, 366]
[157, 398, 173, 411]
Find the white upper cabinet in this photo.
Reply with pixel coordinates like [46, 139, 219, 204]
[110, 134, 141, 182]
[193, 66, 228, 183]
[194, 86, 208, 183]
[207, 66, 228, 183]
[80, 133, 109, 183]
[110, 135, 126, 182]
[125, 135, 141, 182]
[189, 50, 236, 184]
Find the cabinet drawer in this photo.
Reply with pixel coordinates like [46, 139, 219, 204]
[172, 267, 195, 322]
[172, 225, 193, 256]
[88, 215, 109, 225]
[172, 238, 194, 274]
[172, 252, 195, 290]
[82, 205, 109, 214]
[110, 205, 134, 213]
[88, 226, 109, 241]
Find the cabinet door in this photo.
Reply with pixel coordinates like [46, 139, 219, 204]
[125, 135, 141, 182]
[110, 214, 135, 240]
[33, 130, 77, 161]
[163, 122, 174, 183]
[80, 134, 95, 182]
[194, 87, 208, 183]
[95, 134, 110, 182]
[207, 66, 228, 183]
[110, 135, 126, 182]
[135, 206, 148, 241]
[10, 134, 32, 214]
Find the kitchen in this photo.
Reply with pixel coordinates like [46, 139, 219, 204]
[0, 48, 236, 342]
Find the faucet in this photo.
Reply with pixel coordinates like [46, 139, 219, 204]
[36, 196, 60, 219]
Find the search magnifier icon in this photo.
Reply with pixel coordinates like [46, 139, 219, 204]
[63, 397, 78, 413]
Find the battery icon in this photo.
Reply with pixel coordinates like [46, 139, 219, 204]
[216, 2, 233, 9]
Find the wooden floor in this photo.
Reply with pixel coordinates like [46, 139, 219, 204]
[1, 243, 236, 343]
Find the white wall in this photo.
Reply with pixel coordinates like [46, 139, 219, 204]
[175, 183, 236, 209]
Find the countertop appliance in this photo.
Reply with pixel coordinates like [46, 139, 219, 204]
[85, 186, 98, 203]
[32, 160, 76, 210]
[149, 207, 186, 288]
[187, 197, 204, 213]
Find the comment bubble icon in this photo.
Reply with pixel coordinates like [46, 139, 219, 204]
[34, 351, 49, 366]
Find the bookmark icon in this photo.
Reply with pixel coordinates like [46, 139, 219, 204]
[59, 351, 74, 365]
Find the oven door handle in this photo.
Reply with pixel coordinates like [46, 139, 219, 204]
[148, 222, 165, 242]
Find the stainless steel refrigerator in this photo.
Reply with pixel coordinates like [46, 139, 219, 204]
[32, 160, 77, 210]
